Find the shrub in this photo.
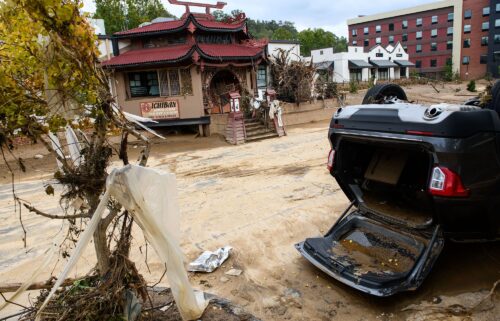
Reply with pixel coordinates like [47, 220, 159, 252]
[349, 80, 359, 94]
[467, 80, 476, 92]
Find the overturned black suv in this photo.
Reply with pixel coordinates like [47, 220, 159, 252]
[297, 81, 500, 297]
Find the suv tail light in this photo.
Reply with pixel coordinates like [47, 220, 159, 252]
[327, 149, 336, 171]
[429, 166, 469, 197]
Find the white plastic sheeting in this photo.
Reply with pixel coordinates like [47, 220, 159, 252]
[37, 165, 207, 320]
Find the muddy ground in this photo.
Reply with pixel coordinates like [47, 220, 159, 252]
[0, 83, 499, 320]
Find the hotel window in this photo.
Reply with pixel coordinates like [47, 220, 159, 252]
[415, 60, 422, 68]
[389, 23, 394, 31]
[448, 12, 454, 22]
[482, 22, 489, 31]
[364, 39, 370, 46]
[464, 9, 472, 19]
[416, 31, 422, 39]
[129, 71, 159, 98]
[416, 44, 422, 53]
[431, 43, 437, 51]
[402, 33, 408, 42]
[376, 25, 381, 33]
[464, 24, 471, 33]
[463, 38, 471, 48]
[430, 59, 437, 67]
[364, 27, 369, 34]
[432, 16, 438, 24]
[447, 27, 453, 35]
[497, 4, 500, 12]
[352, 40, 357, 46]
[481, 36, 489, 46]
[447, 41, 453, 49]
[402, 20, 408, 29]
[416, 18, 422, 26]
[376, 37, 381, 44]
[496, 35, 500, 44]
[462, 56, 470, 65]
[389, 35, 394, 43]
[480, 55, 488, 65]
[483, 7, 490, 16]
[431, 29, 438, 37]
[496, 19, 500, 28]
[352, 29, 357, 37]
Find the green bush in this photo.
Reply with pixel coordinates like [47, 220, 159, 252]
[325, 81, 338, 98]
[467, 80, 476, 92]
[349, 80, 359, 94]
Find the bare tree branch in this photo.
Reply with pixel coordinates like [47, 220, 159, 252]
[23, 203, 90, 220]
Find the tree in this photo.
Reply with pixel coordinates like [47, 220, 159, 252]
[272, 27, 294, 40]
[1, 0, 152, 318]
[298, 28, 348, 57]
[93, 0, 175, 35]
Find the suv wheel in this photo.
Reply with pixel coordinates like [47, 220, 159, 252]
[362, 83, 408, 105]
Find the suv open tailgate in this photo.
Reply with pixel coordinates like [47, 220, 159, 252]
[296, 209, 444, 296]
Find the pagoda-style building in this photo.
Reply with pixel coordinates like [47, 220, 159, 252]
[102, 0, 268, 136]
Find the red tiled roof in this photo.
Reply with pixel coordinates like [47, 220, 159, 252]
[195, 19, 245, 30]
[101, 44, 193, 67]
[114, 15, 246, 36]
[197, 44, 264, 59]
[115, 19, 187, 36]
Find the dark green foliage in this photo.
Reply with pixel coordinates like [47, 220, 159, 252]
[467, 80, 476, 92]
[93, 0, 176, 35]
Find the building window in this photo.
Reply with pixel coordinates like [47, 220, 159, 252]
[416, 18, 422, 26]
[352, 29, 357, 37]
[388, 35, 394, 43]
[496, 35, 500, 44]
[364, 39, 369, 47]
[464, 9, 472, 19]
[402, 33, 408, 42]
[376, 25, 381, 33]
[483, 7, 490, 16]
[482, 22, 489, 31]
[416, 44, 422, 53]
[257, 65, 267, 88]
[349, 69, 362, 82]
[446, 58, 452, 66]
[480, 55, 488, 64]
[447, 27, 453, 35]
[431, 43, 437, 51]
[364, 27, 369, 35]
[416, 31, 422, 39]
[403, 45, 408, 51]
[432, 16, 438, 24]
[448, 12, 454, 22]
[463, 38, 471, 48]
[159, 70, 182, 96]
[389, 23, 394, 31]
[320, 50, 324, 55]
[352, 40, 357, 46]
[415, 60, 422, 68]
[375, 37, 381, 44]
[497, 4, 500, 12]
[430, 59, 437, 67]
[128, 71, 159, 97]
[481, 36, 489, 46]
[447, 41, 453, 50]
[496, 19, 500, 28]
[402, 20, 408, 29]
[464, 24, 471, 33]
[376, 53, 384, 57]
[462, 56, 470, 65]
[378, 68, 389, 80]
[431, 29, 438, 37]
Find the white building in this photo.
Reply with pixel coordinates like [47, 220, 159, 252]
[312, 43, 413, 83]
[267, 40, 301, 62]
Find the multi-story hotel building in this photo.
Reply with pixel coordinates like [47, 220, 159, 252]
[348, 0, 499, 79]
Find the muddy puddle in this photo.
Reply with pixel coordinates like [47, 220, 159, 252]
[330, 227, 420, 276]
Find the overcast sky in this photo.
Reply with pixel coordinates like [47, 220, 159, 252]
[82, 0, 439, 37]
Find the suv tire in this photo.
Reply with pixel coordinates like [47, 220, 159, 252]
[362, 83, 408, 105]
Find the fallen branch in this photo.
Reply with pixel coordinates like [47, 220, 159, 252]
[0, 278, 76, 293]
[23, 203, 90, 220]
